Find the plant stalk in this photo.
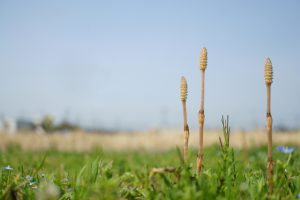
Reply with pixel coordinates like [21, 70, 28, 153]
[266, 84, 273, 194]
[182, 100, 189, 162]
[197, 70, 205, 174]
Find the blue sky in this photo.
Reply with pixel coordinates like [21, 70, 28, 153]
[0, 1, 299, 130]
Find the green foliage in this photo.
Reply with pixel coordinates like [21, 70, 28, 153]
[217, 116, 237, 198]
[0, 146, 299, 199]
[41, 115, 55, 133]
[55, 121, 79, 132]
[0, 120, 299, 199]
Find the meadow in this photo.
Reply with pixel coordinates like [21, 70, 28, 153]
[0, 130, 299, 199]
[1, 50, 299, 199]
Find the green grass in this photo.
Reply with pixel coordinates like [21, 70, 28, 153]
[0, 143, 299, 199]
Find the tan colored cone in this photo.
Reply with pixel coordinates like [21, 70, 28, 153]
[265, 58, 273, 85]
[200, 47, 207, 70]
[180, 76, 188, 102]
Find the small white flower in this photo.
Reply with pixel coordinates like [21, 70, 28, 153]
[3, 165, 13, 170]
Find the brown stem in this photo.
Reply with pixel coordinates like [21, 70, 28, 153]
[197, 71, 205, 174]
[266, 84, 273, 194]
[182, 101, 189, 162]
[200, 71, 205, 111]
[150, 167, 177, 174]
[267, 86, 271, 114]
[150, 167, 180, 182]
[182, 101, 187, 128]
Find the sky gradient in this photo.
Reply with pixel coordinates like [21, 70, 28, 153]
[0, 1, 300, 130]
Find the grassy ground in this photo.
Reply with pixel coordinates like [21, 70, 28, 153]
[0, 144, 299, 199]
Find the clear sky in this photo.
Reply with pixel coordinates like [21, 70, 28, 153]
[0, 0, 299, 130]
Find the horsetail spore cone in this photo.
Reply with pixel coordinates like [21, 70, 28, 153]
[180, 76, 189, 162]
[197, 47, 207, 174]
[265, 57, 273, 194]
[180, 77, 188, 102]
[265, 58, 273, 85]
[199, 47, 207, 70]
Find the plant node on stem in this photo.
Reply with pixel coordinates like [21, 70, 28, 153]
[265, 57, 273, 194]
[197, 47, 207, 174]
[180, 76, 189, 162]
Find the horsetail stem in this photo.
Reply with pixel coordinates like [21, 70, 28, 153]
[180, 76, 189, 162]
[197, 47, 207, 174]
[265, 57, 273, 194]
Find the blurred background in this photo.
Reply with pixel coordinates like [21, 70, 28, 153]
[0, 0, 299, 136]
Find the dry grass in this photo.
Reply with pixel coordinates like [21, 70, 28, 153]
[0, 130, 299, 152]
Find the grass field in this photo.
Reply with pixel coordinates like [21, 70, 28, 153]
[0, 139, 299, 199]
